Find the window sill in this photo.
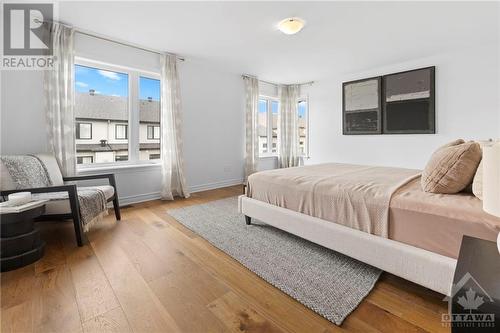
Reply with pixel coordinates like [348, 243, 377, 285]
[77, 162, 161, 174]
[259, 155, 310, 159]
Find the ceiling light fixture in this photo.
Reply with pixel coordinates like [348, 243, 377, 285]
[278, 17, 305, 35]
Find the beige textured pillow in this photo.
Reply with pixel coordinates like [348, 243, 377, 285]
[421, 140, 482, 194]
[472, 159, 483, 200]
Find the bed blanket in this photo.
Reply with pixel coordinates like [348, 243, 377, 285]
[247, 163, 420, 237]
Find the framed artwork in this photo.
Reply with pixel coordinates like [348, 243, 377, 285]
[342, 77, 382, 135]
[383, 66, 435, 134]
[342, 66, 435, 135]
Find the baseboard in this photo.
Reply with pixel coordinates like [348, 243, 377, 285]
[188, 178, 244, 193]
[118, 178, 244, 206]
[119, 191, 162, 206]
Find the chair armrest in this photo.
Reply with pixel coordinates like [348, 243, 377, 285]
[1, 185, 81, 220]
[1, 185, 79, 209]
[63, 173, 115, 182]
[1, 184, 78, 197]
[63, 174, 118, 196]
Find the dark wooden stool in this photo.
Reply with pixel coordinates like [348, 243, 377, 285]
[1, 204, 46, 272]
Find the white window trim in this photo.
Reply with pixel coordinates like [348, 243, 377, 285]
[259, 95, 279, 158]
[75, 57, 161, 171]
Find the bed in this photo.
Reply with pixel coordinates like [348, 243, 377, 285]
[238, 163, 500, 296]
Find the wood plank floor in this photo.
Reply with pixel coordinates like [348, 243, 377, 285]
[1, 185, 450, 333]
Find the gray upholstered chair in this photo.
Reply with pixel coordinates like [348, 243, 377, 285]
[0, 153, 120, 246]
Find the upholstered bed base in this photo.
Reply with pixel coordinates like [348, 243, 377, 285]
[238, 195, 456, 296]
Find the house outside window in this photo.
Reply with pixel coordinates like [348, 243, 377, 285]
[139, 77, 161, 161]
[74, 60, 161, 166]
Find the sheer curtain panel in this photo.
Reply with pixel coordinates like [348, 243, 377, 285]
[45, 23, 76, 176]
[159, 54, 190, 200]
[278, 84, 300, 168]
[244, 76, 259, 181]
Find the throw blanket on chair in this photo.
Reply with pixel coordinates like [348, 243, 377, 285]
[1, 155, 108, 231]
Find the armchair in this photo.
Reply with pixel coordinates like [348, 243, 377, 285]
[0, 154, 121, 246]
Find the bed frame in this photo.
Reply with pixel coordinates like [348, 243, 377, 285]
[238, 195, 457, 296]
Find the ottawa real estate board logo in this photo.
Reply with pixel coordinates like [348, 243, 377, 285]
[2, 3, 54, 69]
[442, 272, 495, 329]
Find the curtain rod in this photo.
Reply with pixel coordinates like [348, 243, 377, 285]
[34, 18, 185, 61]
[242, 74, 314, 87]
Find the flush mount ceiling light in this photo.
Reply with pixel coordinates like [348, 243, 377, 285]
[278, 17, 305, 35]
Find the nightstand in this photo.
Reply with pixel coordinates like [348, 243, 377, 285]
[450, 235, 500, 332]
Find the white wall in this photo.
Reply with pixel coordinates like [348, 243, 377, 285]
[0, 34, 244, 204]
[304, 44, 499, 170]
[1, 70, 48, 154]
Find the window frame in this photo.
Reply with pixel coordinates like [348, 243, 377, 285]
[115, 123, 128, 140]
[75, 57, 161, 171]
[76, 122, 92, 140]
[258, 95, 280, 158]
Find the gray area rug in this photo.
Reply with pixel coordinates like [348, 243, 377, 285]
[167, 197, 382, 325]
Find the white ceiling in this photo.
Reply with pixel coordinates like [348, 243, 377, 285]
[59, 1, 499, 83]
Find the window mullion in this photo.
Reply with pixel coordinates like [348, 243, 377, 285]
[267, 99, 273, 156]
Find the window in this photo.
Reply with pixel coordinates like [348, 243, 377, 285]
[147, 125, 160, 139]
[115, 124, 128, 139]
[76, 156, 93, 164]
[74, 60, 161, 167]
[258, 97, 279, 156]
[149, 153, 160, 160]
[139, 77, 161, 161]
[258, 99, 268, 155]
[75, 63, 129, 165]
[271, 100, 279, 153]
[76, 123, 92, 139]
[297, 99, 309, 156]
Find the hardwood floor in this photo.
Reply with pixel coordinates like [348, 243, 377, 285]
[1, 185, 450, 332]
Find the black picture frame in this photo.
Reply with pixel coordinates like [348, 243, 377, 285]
[342, 77, 382, 135]
[342, 66, 436, 135]
[382, 66, 435, 134]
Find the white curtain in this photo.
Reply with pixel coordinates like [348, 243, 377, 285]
[278, 84, 300, 168]
[44, 23, 76, 176]
[159, 54, 190, 200]
[243, 76, 259, 181]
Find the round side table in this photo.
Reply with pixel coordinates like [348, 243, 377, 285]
[1, 204, 46, 272]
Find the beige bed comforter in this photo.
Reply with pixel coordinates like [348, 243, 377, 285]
[247, 163, 420, 237]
